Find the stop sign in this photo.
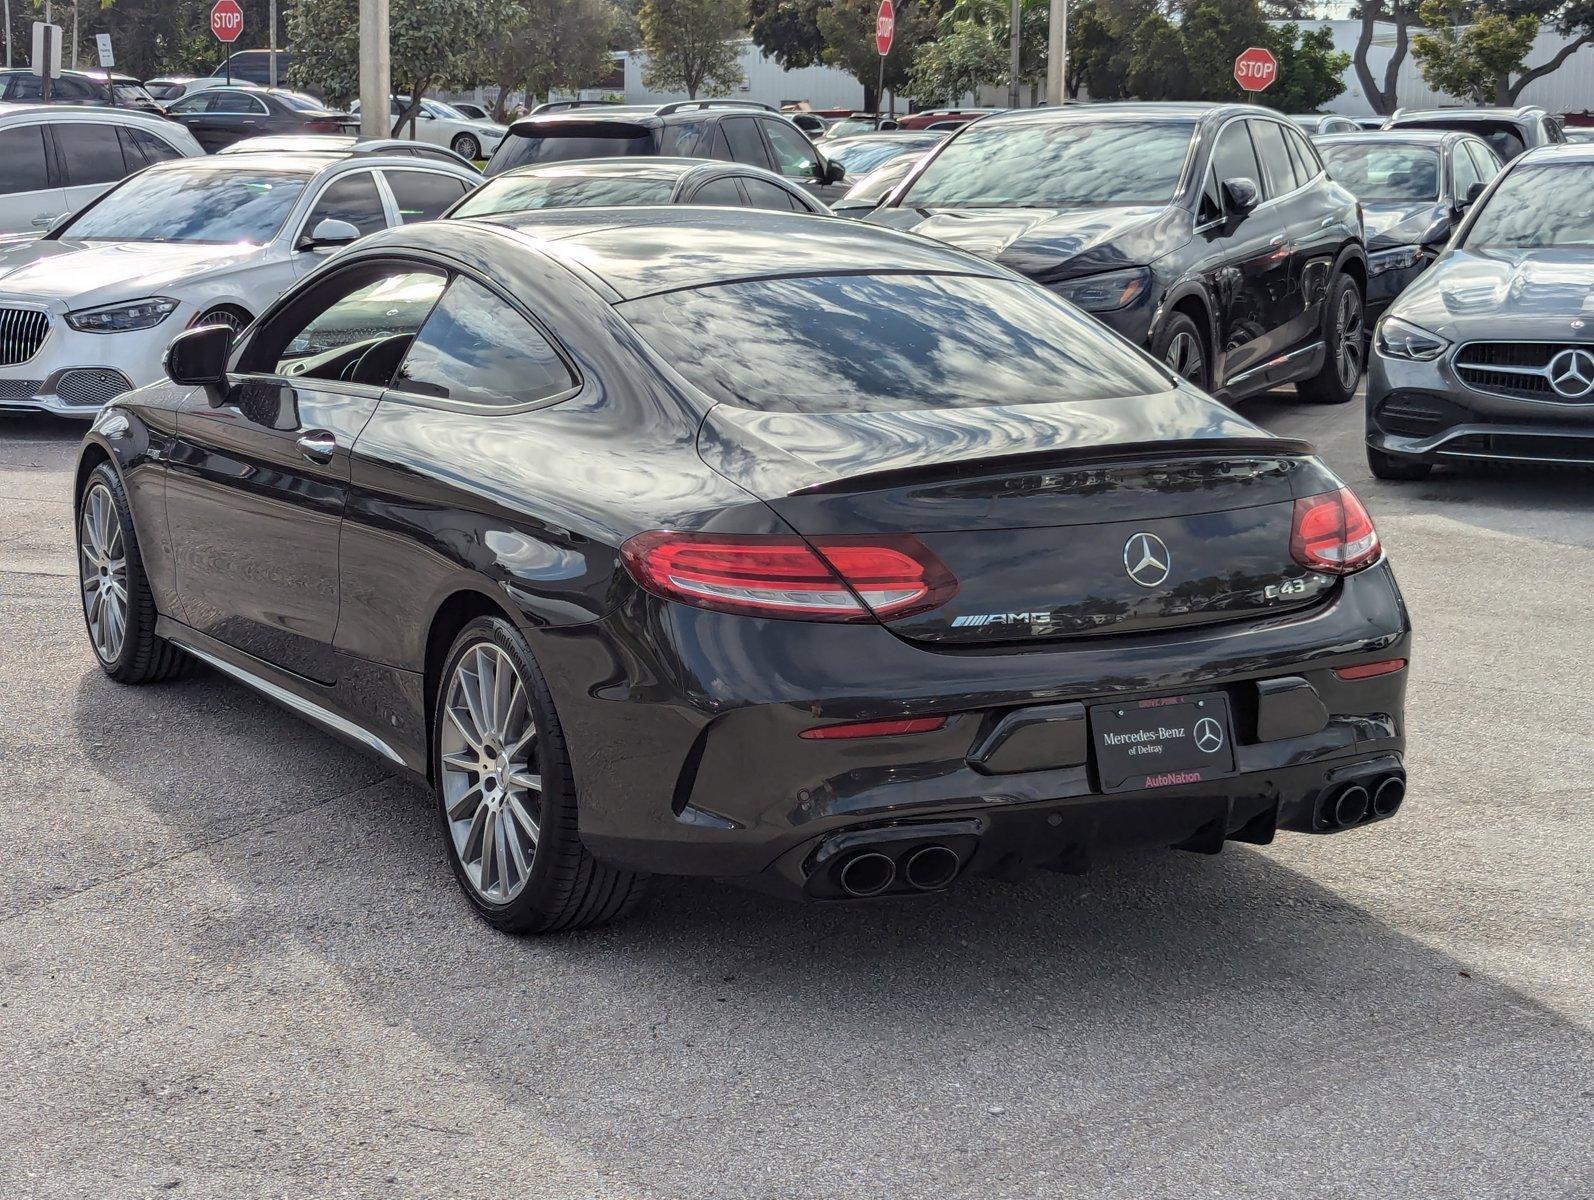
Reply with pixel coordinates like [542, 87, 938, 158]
[211, 0, 244, 44]
[1233, 46, 1278, 93]
[876, 0, 895, 57]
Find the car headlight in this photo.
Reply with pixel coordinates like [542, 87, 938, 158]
[1368, 245, 1426, 276]
[1048, 267, 1151, 312]
[1376, 316, 1449, 362]
[66, 297, 180, 333]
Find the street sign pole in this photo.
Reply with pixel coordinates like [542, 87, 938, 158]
[874, 0, 893, 119]
[269, 0, 277, 87]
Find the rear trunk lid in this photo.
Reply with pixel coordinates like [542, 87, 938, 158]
[697, 391, 1339, 645]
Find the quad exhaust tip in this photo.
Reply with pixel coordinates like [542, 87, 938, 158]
[838, 851, 896, 897]
[1333, 784, 1370, 828]
[903, 844, 961, 891]
[1317, 774, 1405, 830]
[1372, 775, 1405, 819]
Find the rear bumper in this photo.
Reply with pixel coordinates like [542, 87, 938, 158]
[530, 563, 1411, 890]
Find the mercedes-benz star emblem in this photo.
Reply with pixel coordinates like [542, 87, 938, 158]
[1194, 717, 1225, 754]
[1123, 532, 1171, 588]
[1547, 347, 1594, 398]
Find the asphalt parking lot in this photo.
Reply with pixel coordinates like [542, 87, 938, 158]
[1, 398, 1590, 1199]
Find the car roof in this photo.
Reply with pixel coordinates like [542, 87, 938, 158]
[0, 101, 174, 125]
[142, 152, 463, 179]
[826, 131, 945, 145]
[978, 101, 1257, 128]
[506, 101, 788, 136]
[1390, 106, 1544, 121]
[1516, 143, 1594, 164]
[443, 207, 1003, 301]
[488, 157, 717, 182]
[1315, 129, 1472, 146]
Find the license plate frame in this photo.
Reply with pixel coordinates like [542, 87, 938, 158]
[1089, 691, 1237, 793]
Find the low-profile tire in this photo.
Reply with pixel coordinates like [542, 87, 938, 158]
[194, 305, 251, 336]
[1367, 444, 1433, 481]
[451, 133, 481, 161]
[1152, 311, 1211, 391]
[77, 462, 191, 684]
[433, 615, 651, 934]
[1297, 272, 1365, 404]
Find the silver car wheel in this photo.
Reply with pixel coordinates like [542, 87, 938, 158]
[1164, 330, 1206, 385]
[440, 642, 542, 904]
[79, 482, 128, 664]
[1336, 289, 1365, 389]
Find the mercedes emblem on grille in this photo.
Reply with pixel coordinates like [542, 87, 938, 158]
[1547, 347, 1594, 398]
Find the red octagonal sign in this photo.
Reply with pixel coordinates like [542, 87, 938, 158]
[876, 0, 895, 57]
[211, 0, 244, 44]
[1234, 46, 1277, 93]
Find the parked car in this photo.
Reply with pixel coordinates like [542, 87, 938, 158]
[1315, 130, 1502, 322]
[897, 108, 1001, 131]
[821, 113, 902, 139]
[823, 131, 945, 184]
[164, 85, 358, 152]
[867, 102, 1368, 404]
[219, 134, 479, 171]
[784, 111, 830, 137]
[143, 76, 201, 104]
[450, 101, 493, 122]
[1290, 113, 1361, 135]
[1366, 143, 1594, 478]
[0, 68, 163, 113]
[486, 101, 844, 202]
[831, 153, 931, 215]
[445, 159, 828, 216]
[0, 151, 476, 417]
[1383, 105, 1564, 162]
[0, 104, 203, 236]
[207, 50, 298, 88]
[74, 206, 1410, 933]
[1562, 125, 1594, 143]
[351, 96, 508, 161]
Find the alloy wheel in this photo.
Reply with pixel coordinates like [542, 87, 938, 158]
[439, 642, 542, 903]
[1164, 330, 1206, 385]
[199, 308, 246, 336]
[79, 483, 129, 664]
[1336, 290, 1365, 389]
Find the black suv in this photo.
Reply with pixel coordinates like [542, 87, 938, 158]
[484, 100, 844, 200]
[866, 102, 1369, 405]
[1383, 105, 1564, 162]
[0, 69, 163, 114]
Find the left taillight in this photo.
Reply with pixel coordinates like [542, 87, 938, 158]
[619, 531, 958, 622]
[1290, 487, 1381, 574]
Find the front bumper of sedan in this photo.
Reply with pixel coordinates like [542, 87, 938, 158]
[531, 564, 1411, 899]
[0, 298, 177, 418]
[1367, 333, 1594, 466]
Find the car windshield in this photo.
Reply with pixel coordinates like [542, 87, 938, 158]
[837, 155, 920, 207]
[830, 138, 929, 176]
[621, 273, 1171, 413]
[425, 100, 466, 120]
[61, 169, 309, 243]
[903, 118, 1195, 208]
[452, 172, 676, 215]
[488, 126, 655, 174]
[828, 118, 889, 138]
[1320, 143, 1440, 201]
[1462, 161, 1594, 249]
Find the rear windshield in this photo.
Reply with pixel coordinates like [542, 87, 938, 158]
[486, 125, 656, 176]
[903, 118, 1195, 208]
[1398, 119, 1525, 162]
[1319, 143, 1441, 201]
[452, 172, 676, 215]
[621, 273, 1171, 413]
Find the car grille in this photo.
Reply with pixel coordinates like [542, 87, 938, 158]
[0, 307, 50, 366]
[55, 368, 132, 408]
[1375, 391, 1469, 437]
[1454, 342, 1594, 402]
[0, 378, 43, 401]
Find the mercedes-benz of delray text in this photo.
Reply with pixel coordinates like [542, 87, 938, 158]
[865, 103, 1369, 405]
[1367, 144, 1594, 478]
[75, 210, 1412, 934]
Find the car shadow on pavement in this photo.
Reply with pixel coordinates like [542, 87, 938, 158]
[65, 662, 1594, 1199]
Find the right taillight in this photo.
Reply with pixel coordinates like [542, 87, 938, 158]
[1290, 487, 1381, 574]
[619, 531, 958, 622]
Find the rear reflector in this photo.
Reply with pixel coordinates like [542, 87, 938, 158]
[799, 717, 947, 740]
[620, 531, 957, 622]
[1290, 487, 1381, 574]
[1333, 658, 1406, 680]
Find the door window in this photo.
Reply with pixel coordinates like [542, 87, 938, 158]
[721, 117, 774, 170]
[56, 123, 131, 187]
[689, 176, 745, 206]
[1251, 120, 1298, 198]
[305, 172, 387, 236]
[7, 75, 42, 101]
[740, 177, 802, 211]
[0, 125, 50, 195]
[1211, 121, 1263, 195]
[1452, 144, 1484, 202]
[396, 276, 576, 407]
[761, 119, 819, 180]
[121, 126, 185, 167]
[383, 170, 471, 222]
[1467, 141, 1501, 184]
[167, 92, 212, 114]
[262, 268, 447, 383]
[707, 123, 735, 162]
[209, 90, 269, 115]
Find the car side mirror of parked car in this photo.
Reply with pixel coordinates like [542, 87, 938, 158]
[1220, 177, 1259, 217]
[823, 158, 845, 185]
[165, 324, 233, 393]
[1458, 181, 1486, 212]
[296, 218, 362, 253]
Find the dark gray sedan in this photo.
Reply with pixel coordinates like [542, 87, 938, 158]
[442, 158, 829, 217]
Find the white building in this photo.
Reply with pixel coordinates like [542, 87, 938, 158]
[622, 40, 866, 110]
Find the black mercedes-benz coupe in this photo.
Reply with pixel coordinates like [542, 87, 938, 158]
[74, 209, 1413, 933]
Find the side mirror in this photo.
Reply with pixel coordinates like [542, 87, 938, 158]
[296, 217, 361, 253]
[1220, 176, 1260, 216]
[165, 324, 232, 391]
[1458, 180, 1486, 211]
[823, 158, 845, 185]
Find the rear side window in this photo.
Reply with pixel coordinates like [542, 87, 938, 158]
[721, 117, 773, 170]
[486, 124, 656, 176]
[740, 177, 801, 211]
[688, 176, 744, 206]
[396, 277, 576, 407]
[57, 123, 131, 186]
[306, 172, 387, 236]
[621, 273, 1171, 414]
[0, 125, 50, 195]
[383, 170, 471, 222]
[119, 126, 184, 168]
[660, 120, 709, 156]
[1251, 120, 1297, 197]
[1285, 126, 1321, 180]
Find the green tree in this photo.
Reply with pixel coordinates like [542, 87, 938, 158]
[747, 0, 827, 69]
[637, 0, 744, 98]
[1264, 21, 1352, 111]
[1124, 12, 1191, 100]
[288, 0, 511, 124]
[1413, 0, 1592, 104]
[906, 19, 1006, 103]
[817, 0, 937, 109]
[485, 0, 619, 119]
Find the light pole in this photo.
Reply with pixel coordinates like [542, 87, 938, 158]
[1047, 0, 1068, 105]
[1007, 0, 1021, 108]
[358, 0, 390, 139]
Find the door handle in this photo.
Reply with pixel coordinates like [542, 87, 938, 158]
[1320, 216, 1335, 228]
[1269, 234, 1288, 248]
[296, 430, 337, 464]
[32, 213, 64, 228]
